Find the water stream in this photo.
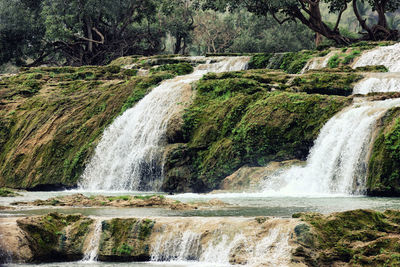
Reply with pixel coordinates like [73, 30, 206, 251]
[80, 219, 103, 263]
[79, 57, 250, 192]
[5, 44, 400, 266]
[262, 98, 400, 196]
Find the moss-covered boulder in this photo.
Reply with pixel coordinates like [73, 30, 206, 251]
[0, 62, 185, 189]
[17, 213, 93, 262]
[368, 107, 400, 196]
[293, 209, 400, 266]
[162, 72, 352, 192]
[99, 218, 155, 261]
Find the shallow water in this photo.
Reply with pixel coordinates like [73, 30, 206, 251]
[6, 261, 228, 267]
[2, 191, 400, 218]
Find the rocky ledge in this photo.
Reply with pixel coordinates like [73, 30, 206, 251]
[11, 193, 226, 210]
[1, 209, 400, 266]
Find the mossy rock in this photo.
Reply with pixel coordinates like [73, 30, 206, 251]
[368, 107, 400, 196]
[99, 218, 155, 261]
[163, 71, 351, 192]
[17, 213, 93, 262]
[295, 209, 400, 266]
[0, 60, 180, 189]
[248, 50, 315, 74]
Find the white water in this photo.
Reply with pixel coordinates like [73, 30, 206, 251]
[353, 43, 400, 72]
[263, 98, 400, 196]
[79, 57, 249, 191]
[354, 75, 400, 94]
[301, 51, 334, 73]
[80, 219, 102, 263]
[149, 218, 292, 266]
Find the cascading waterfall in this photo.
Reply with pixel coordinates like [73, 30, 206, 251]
[263, 98, 400, 196]
[80, 219, 102, 263]
[353, 43, 400, 72]
[79, 57, 250, 191]
[354, 75, 400, 95]
[301, 51, 335, 73]
[149, 218, 294, 266]
[352, 43, 400, 95]
[262, 42, 400, 196]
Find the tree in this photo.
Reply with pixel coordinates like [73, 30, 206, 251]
[40, 0, 164, 65]
[203, 0, 399, 44]
[0, 0, 166, 66]
[160, 0, 198, 54]
[0, 0, 45, 66]
[353, 0, 400, 40]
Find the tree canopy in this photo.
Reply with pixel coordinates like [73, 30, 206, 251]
[203, 0, 400, 44]
[0, 0, 398, 68]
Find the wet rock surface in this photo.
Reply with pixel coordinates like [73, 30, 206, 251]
[11, 193, 227, 210]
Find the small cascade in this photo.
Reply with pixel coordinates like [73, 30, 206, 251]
[149, 218, 294, 266]
[353, 43, 400, 72]
[80, 219, 102, 263]
[301, 51, 334, 73]
[79, 57, 250, 191]
[354, 75, 400, 94]
[263, 98, 400, 196]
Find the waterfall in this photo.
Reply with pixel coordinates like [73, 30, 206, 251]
[353, 43, 400, 72]
[79, 57, 250, 191]
[80, 219, 102, 263]
[263, 98, 400, 196]
[149, 218, 294, 266]
[354, 75, 400, 95]
[301, 51, 334, 73]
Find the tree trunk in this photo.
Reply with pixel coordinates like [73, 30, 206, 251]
[315, 32, 323, 47]
[174, 36, 182, 54]
[375, 1, 388, 28]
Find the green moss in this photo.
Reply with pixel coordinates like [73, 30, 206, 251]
[99, 218, 155, 261]
[150, 63, 194, 76]
[368, 108, 400, 196]
[107, 195, 131, 201]
[249, 50, 316, 74]
[291, 72, 363, 96]
[16, 213, 93, 261]
[296, 209, 400, 266]
[0, 187, 20, 197]
[134, 194, 165, 200]
[0, 58, 181, 189]
[163, 71, 351, 192]
[343, 50, 361, 64]
[355, 65, 389, 73]
[328, 54, 341, 68]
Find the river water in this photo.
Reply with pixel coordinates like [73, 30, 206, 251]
[2, 191, 400, 219]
